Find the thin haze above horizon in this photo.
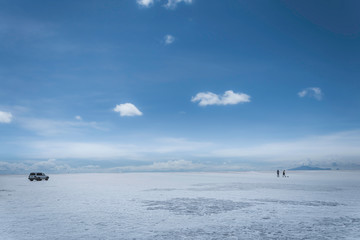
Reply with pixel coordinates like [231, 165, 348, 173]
[1, 0, 360, 173]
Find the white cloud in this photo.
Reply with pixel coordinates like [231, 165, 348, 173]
[75, 115, 82, 120]
[113, 103, 143, 117]
[164, 34, 175, 45]
[0, 111, 13, 123]
[192, 90, 251, 106]
[298, 87, 323, 100]
[164, 0, 192, 9]
[136, 0, 154, 7]
[221, 90, 251, 105]
[136, 0, 192, 9]
[192, 92, 220, 106]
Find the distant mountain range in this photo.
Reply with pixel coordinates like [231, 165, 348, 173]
[289, 166, 332, 171]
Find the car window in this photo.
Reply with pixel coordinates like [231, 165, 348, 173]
[30, 173, 35, 175]
[36, 173, 43, 175]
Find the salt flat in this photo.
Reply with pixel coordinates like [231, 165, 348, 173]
[1, 171, 360, 239]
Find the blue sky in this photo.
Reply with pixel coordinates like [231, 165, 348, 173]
[1, 0, 360, 173]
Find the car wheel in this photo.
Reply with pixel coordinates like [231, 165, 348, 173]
[30, 179, 33, 181]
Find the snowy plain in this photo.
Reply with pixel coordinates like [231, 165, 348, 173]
[1, 171, 360, 239]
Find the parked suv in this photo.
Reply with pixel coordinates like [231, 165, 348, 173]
[28, 172, 49, 181]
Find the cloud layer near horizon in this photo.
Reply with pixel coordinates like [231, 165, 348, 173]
[8, 130, 360, 165]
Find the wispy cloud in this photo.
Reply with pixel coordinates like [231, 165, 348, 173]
[136, 0, 154, 8]
[164, 34, 175, 45]
[164, 0, 192, 9]
[28, 142, 143, 160]
[208, 130, 360, 163]
[75, 115, 82, 120]
[152, 138, 213, 153]
[0, 14, 55, 45]
[192, 90, 251, 106]
[0, 111, 13, 123]
[115, 159, 203, 172]
[298, 87, 323, 100]
[113, 103, 143, 117]
[24, 137, 212, 160]
[18, 117, 104, 136]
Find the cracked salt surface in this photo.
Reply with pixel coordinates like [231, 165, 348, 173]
[144, 197, 253, 216]
[252, 198, 343, 207]
[1, 171, 360, 239]
[152, 216, 360, 240]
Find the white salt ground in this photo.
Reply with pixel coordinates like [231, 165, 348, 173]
[1, 171, 359, 239]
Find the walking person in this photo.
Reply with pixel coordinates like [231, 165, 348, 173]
[277, 170, 280, 177]
[283, 170, 286, 177]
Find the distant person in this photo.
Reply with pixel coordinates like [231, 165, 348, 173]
[283, 170, 286, 177]
[277, 170, 280, 177]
